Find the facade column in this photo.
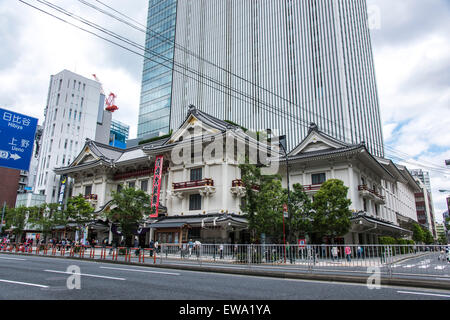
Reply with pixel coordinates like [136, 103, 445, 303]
[347, 164, 355, 211]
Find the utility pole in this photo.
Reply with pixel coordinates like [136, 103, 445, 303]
[0, 202, 6, 235]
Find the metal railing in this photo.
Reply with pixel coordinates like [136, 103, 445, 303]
[1, 242, 448, 278]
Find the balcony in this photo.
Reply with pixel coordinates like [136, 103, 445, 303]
[358, 185, 385, 204]
[231, 179, 260, 192]
[84, 194, 98, 202]
[303, 184, 322, 195]
[231, 179, 246, 198]
[172, 179, 216, 198]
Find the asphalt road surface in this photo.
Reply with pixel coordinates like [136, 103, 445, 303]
[0, 254, 449, 301]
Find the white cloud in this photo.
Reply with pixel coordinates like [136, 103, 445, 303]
[1, 0, 449, 220]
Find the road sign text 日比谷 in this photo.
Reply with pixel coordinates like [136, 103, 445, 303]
[0, 108, 38, 171]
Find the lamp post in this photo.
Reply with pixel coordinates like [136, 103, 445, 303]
[279, 135, 290, 263]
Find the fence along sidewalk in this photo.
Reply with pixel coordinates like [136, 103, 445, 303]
[1, 242, 448, 277]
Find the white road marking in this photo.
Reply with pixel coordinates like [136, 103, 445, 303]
[44, 270, 126, 281]
[418, 265, 430, 269]
[435, 278, 450, 281]
[0, 256, 27, 261]
[397, 291, 450, 298]
[100, 266, 180, 276]
[435, 266, 446, 270]
[0, 279, 48, 288]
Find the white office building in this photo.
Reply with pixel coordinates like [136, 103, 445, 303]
[34, 70, 112, 204]
[139, 0, 384, 157]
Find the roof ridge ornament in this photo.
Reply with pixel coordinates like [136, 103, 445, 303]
[308, 122, 319, 134]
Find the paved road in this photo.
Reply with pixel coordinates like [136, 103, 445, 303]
[0, 254, 449, 301]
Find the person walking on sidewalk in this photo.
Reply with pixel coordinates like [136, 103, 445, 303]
[219, 244, 224, 259]
[345, 246, 352, 262]
[188, 239, 194, 257]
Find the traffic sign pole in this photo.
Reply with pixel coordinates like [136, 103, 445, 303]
[0, 202, 6, 235]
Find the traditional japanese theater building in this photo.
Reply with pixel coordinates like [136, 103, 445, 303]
[55, 106, 420, 246]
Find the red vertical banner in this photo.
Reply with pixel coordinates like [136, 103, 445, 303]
[150, 155, 164, 218]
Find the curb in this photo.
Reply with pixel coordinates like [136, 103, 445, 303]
[2, 252, 449, 291]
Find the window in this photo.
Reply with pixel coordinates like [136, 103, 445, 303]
[74, 111, 77, 121]
[54, 109, 58, 121]
[56, 94, 60, 106]
[82, 83, 86, 91]
[51, 124, 55, 136]
[189, 194, 202, 211]
[140, 180, 148, 192]
[80, 97, 84, 108]
[64, 139, 68, 149]
[79, 112, 82, 122]
[363, 199, 367, 212]
[312, 173, 326, 185]
[190, 168, 202, 181]
[58, 79, 62, 91]
[128, 181, 135, 189]
[84, 185, 92, 196]
[117, 184, 123, 193]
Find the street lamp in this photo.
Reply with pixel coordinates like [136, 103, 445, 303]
[279, 135, 290, 263]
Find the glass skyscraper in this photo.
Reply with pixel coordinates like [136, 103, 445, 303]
[137, 0, 177, 139]
[139, 0, 385, 157]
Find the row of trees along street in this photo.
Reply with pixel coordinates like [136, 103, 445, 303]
[2, 163, 445, 246]
[3, 188, 151, 246]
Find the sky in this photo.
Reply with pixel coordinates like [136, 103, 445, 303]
[0, 0, 449, 221]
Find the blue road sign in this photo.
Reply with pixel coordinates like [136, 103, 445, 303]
[0, 108, 38, 171]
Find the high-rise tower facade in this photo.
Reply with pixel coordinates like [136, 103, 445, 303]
[139, 0, 384, 156]
[35, 70, 112, 204]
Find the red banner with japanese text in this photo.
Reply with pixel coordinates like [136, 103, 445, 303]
[150, 155, 164, 218]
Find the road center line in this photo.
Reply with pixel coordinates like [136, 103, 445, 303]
[44, 270, 126, 281]
[397, 291, 450, 298]
[0, 279, 48, 288]
[100, 266, 180, 276]
[0, 256, 27, 261]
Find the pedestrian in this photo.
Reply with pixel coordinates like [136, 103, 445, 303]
[195, 240, 201, 258]
[155, 240, 159, 253]
[345, 246, 352, 262]
[286, 242, 294, 264]
[188, 239, 193, 257]
[134, 238, 140, 256]
[331, 246, 338, 261]
[149, 240, 155, 257]
[219, 244, 224, 259]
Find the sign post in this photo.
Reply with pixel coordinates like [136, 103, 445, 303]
[0, 108, 38, 171]
[283, 204, 288, 263]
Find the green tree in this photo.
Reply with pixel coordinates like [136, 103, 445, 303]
[423, 228, 434, 245]
[107, 187, 150, 246]
[438, 233, 448, 245]
[64, 195, 95, 238]
[287, 184, 312, 242]
[311, 179, 352, 243]
[5, 206, 28, 242]
[412, 223, 424, 244]
[239, 163, 286, 243]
